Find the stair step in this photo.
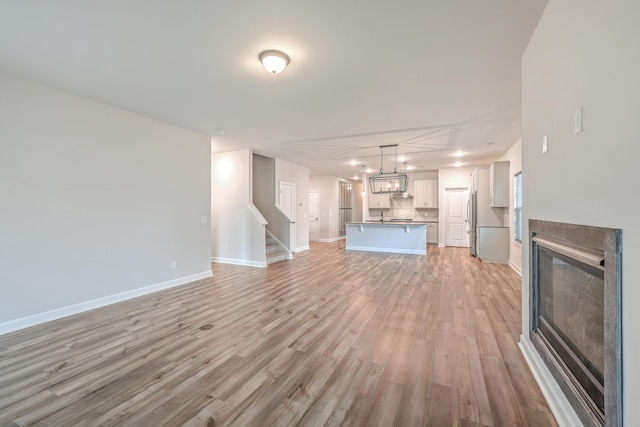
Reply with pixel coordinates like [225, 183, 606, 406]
[266, 243, 282, 254]
[265, 232, 288, 265]
[267, 251, 288, 265]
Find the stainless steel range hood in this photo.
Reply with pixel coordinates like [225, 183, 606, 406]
[391, 192, 413, 198]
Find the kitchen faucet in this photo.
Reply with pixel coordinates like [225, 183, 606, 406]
[380, 211, 384, 223]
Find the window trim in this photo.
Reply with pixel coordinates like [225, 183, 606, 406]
[514, 171, 522, 243]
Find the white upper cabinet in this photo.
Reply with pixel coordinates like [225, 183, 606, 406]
[368, 192, 390, 209]
[489, 161, 510, 207]
[414, 179, 438, 208]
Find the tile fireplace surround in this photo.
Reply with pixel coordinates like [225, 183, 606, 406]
[528, 220, 621, 427]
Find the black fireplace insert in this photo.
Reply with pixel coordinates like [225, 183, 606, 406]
[529, 220, 621, 427]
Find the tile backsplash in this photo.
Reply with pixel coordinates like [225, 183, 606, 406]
[368, 197, 438, 220]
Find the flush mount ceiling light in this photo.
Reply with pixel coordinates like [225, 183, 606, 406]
[259, 50, 290, 74]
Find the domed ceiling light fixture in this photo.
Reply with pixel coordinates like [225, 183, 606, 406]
[259, 50, 290, 74]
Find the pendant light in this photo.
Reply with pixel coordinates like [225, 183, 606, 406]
[369, 144, 409, 194]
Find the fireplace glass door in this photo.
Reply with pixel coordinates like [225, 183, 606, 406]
[535, 244, 605, 415]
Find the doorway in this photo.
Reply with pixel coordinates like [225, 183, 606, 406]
[444, 187, 469, 247]
[338, 181, 352, 237]
[308, 190, 319, 242]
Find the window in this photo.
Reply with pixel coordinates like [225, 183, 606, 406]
[338, 181, 352, 237]
[514, 172, 522, 243]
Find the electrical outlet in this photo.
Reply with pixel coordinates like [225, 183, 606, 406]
[171, 261, 177, 270]
[200, 216, 207, 223]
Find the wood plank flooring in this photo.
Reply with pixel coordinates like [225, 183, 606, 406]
[0, 243, 557, 426]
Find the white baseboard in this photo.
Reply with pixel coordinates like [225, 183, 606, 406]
[295, 245, 310, 253]
[212, 257, 267, 268]
[0, 270, 213, 336]
[345, 245, 426, 255]
[319, 236, 344, 243]
[509, 259, 522, 276]
[438, 243, 446, 247]
[518, 336, 582, 427]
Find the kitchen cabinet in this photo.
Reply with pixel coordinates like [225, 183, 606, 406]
[471, 169, 479, 193]
[368, 192, 390, 209]
[346, 223, 427, 255]
[489, 161, 510, 207]
[426, 223, 438, 244]
[476, 226, 509, 263]
[414, 179, 438, 208]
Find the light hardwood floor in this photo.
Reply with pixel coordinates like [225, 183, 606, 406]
[0, 243, 557, 426]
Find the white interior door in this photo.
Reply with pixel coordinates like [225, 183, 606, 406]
[445, 188, 469, 247]
[308, 190, 319, 242]
[279, 182, 296, 251]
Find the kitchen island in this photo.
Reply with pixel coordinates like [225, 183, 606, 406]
[345, 222, 427, 255]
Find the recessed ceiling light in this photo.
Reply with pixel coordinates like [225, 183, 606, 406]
[259, 50, 290, 74]
[454, 161, 462, 167]
[348, 160, 358, 166]
[452, 151, 464, 157]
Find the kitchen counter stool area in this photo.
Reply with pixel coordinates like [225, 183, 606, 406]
[345, 222, 427, 255]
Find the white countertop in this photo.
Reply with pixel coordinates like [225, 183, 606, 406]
[363, 220, 438, 224]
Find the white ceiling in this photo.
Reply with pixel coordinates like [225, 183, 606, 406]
[0, 1, 547, 180]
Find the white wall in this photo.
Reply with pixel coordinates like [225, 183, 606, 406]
[352, 182, 363, 223]
[275, 158, 310, 252]
[438, 167, 474, 246]
[522, 0, 640, 423]
[498, 139, 522, 275]
[308, 175, 340, 242]
[212, 149, 266, 267]
[0, 73, 212, 331]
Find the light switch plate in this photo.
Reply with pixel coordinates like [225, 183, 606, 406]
[574, 107, 583, 134]
[542, 134, 548, 154]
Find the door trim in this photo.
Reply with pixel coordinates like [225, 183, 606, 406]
[444, 187, 470, 247]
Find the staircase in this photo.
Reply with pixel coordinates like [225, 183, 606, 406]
[266, 232, 289, 265]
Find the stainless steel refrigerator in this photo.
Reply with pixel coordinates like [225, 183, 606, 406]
[467, 167, 505, 257]
[467, 192, 478, 256]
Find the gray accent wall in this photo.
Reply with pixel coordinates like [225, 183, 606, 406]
[0, 73, 212, 326]
[522, 1, 640, 423]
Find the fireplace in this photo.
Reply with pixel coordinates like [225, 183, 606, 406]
[529, 220, 621, 426]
